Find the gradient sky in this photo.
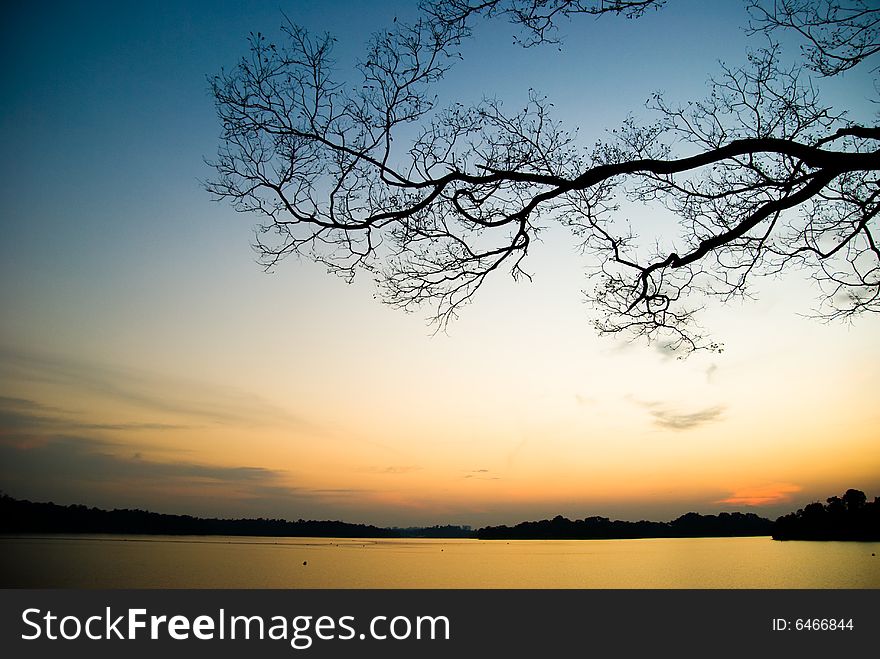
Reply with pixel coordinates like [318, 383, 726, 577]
[2, 0, 878, 527]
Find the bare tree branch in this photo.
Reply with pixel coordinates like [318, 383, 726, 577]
[748, 0, 880, 75]
[208, 2, 880, 353]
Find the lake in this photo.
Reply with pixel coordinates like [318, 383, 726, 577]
[1, 535, 878, 588]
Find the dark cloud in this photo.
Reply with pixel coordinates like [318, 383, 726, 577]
[0, 396, 66, 414]
[78, 422, 192, 431]
[0, 396, 192, 436]
[0, 352, 362, 519]
[0, 435, 286, 488]
[0, 433, 395, 524]
[0, 423, 391, 523]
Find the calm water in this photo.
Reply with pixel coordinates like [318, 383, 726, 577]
[1, 535, 878, 588]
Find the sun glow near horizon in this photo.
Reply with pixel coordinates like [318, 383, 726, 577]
[1, 300, 877, 527]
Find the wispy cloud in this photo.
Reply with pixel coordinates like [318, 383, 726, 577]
[0, 432, 389, 519]
[653, 341, 679, 358]
[705, 363, 718, 384]
[360, 465, 423, 475]
[0, 396, 193, 435]
[463, 469, 499, 480]
[628, 396, 726, 431]
[717, 483, 802, 507]
[366, 465, 423, 475]
[0, 348, 377, 518]
[0, 396, 66, 415]
[506, 439, 527, 468]
[0, 434, 291, 494]
[0, 345, 315, 431]
[650, 405, 725, 431]
[308, 488, 372, 495]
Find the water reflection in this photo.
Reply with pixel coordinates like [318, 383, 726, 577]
[1, 535, 877, 588]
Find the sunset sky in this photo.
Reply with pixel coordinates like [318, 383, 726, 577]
[2, 0, 878, 527]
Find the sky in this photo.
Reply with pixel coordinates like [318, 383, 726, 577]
[1, 0, 878, 527]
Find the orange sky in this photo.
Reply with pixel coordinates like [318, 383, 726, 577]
[1, 247, 877, 525]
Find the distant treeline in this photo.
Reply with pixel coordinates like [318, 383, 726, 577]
[0, 495, 470, 539]
[772, 489, 880, 541]
[2, 490, 877, 540]
[476, 512, 773, 540]
[393, 525, 474, 538]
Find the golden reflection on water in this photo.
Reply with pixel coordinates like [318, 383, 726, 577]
[1, 536, 878, 588]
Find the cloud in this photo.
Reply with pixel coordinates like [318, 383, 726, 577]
[0, 346, 313, 430]
[0, 433, 389, 520]
[463, 469, 499, 480]
[650, 405, 725, 431]
[627, 396, 726, 431]
[0, 396, 66, 414]
[77, 422, 192, 431]
[0, 351, 377, 519]
[653, 341, 679, 358]
[506, 439, 527, 468]
[717, 483, 802, 507]
[367, 465, 423, 475]
[308, 488, 372, 495]
[0, 434, 292, 494]
[705, 363, 718, 383]
[0, 396, 193, 435]
[0, 386, 397, 522]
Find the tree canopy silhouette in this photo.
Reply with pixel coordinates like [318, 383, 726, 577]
[208, 0, 879, 352]
[772, 488, 880, 540]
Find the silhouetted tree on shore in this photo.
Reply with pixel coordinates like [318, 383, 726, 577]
[0, 494, 402, 538]
[772, 488, 880, 540]
[208, 1, 879, 352]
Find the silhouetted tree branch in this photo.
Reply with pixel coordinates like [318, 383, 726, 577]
[747, 0, 880, 75]
[208, 1, 879, 353]
[422, 0, 665, 46]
